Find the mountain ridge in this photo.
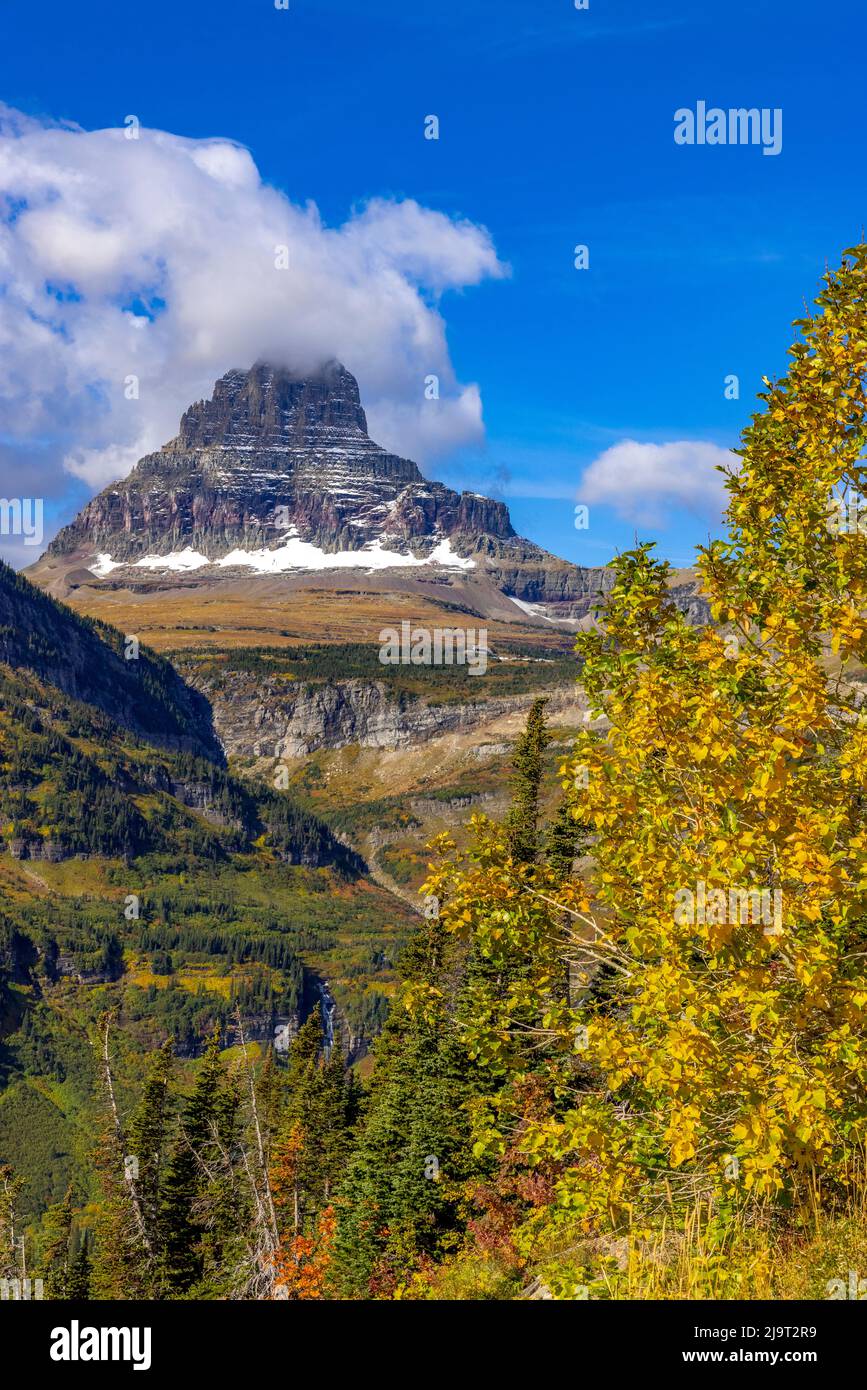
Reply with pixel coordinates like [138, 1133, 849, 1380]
[0, 559, 222, 760]
[31, 360, 626, 625]
[45, 359, 517, 564]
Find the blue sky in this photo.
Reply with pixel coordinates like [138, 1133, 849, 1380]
[1, 0, 865, 570]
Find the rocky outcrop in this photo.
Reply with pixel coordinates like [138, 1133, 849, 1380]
[188, 672, 584, 758]
[173, 361, 373, 451]
[668, 579, 712, 626]
[37, 360, 640, 617]
[208, 679, 498, 757]
[46, 360, 516, 562]
[167, 779, 243, 829]
[14, 838, 69, 863]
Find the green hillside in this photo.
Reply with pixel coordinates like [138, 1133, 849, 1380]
[0, 568, 412, 1231]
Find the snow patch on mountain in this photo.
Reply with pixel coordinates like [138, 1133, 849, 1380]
[90, 554, 121, 577]
[89, 536, 476, 577]
[509, 595, 554, 622]
[138, 548, 212, 572]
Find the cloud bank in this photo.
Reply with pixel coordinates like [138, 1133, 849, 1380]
[0, 104, 507, 518]
[578, 439, 736, 527]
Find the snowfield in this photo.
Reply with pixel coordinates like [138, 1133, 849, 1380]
[89, 535, 476, 577]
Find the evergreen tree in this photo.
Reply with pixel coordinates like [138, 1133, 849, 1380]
[505, 698, 551, 865]
[272, 1011, 357, 1239]
[89, 1012, 156, 1299]
[126, 1039, 174, 1266]
[159, 1030, 237, 1294]
[89, 1118, 138, 1299]
[42, 1187, 74, 1299]
[287, 1010, 323, 1081]
[545, 796, 589, 880]
[255, 1044, 282, 1159]
[67, 1229, 92, 1301]
[332, 919, 486, 1296]
[315, 1055, 357, 1204]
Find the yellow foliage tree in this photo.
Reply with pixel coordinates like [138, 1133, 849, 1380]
[422, 245, 867, 1287]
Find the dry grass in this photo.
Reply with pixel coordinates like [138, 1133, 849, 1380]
[55, 580, 572, 653]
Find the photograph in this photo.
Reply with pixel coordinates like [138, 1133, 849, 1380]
[0, 0, 864, 1367]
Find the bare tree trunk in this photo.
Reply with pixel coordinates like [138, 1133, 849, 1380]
[234, 1008, 286, 1298]
[236, 1009, 280, 1245]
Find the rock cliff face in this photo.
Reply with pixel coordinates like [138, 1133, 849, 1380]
[38, 360, 618, 615]
[31, 360, 712, 639]
[184, 670, 584, 759]
[47, 360, 515, 559]
[211, 679, 500, 758]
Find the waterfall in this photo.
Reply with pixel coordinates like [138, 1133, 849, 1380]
[318, 981, 336, 1060]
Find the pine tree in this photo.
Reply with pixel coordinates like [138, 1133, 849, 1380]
[67, 1229, 92, 1301]
[89, 1015, 154, 1299]
[316, 1055, 356, 1205]
[505, 698, 551, 865]
[272, 1011, 356, 1240]
[332, 918, 486, 1296]
[545, 796, 589, 880]
[89, 1120, 138, 1299]
[42, 1187, 74, 1299]
[159, 1030, 235, 1294]
[255, 1044, 282, 1158]
[126, 1039, 174, 1266]
[287, 1009, 323, 1082]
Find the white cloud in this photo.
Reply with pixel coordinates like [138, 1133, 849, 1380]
[578, 439, 736, 526]
[368, 384, 485, 465]
[0, 104, 508, 501]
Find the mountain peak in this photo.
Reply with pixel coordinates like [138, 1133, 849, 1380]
[39, 358, 530, 586]
[168, 359, 371, 453]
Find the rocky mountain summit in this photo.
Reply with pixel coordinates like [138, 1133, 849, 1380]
[33, 361, 619, 623]
[50, 361, 511, 558]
